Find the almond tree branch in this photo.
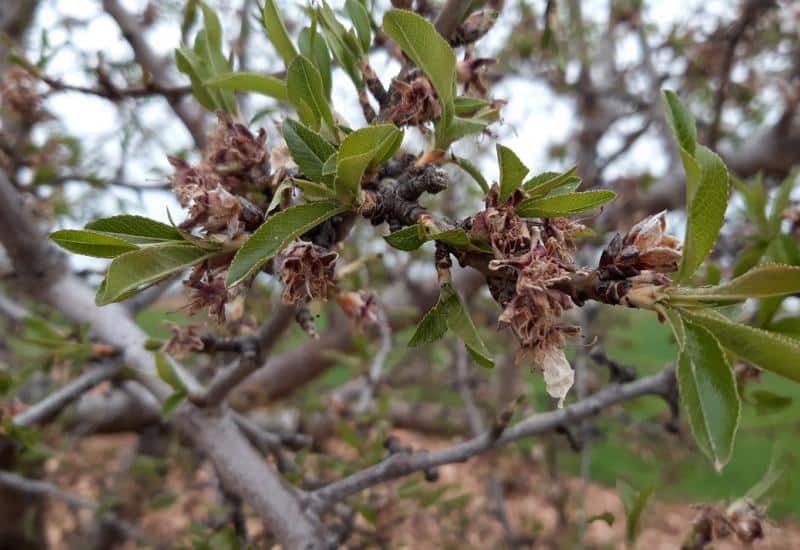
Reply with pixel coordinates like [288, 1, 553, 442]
[189, 302, 296, 406]
[12, 362, 123, 427]
[434, 0, 473, 41]
[309, 363, 676, 513]
[0, 169, 325, 548]
[0, 470, 149, 544]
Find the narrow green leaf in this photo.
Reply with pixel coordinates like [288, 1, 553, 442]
[655, 304, 686, 350]
[316, 3, 363, 88]
[440, 116, 487, 145]
[50, 229, 139, 258]
[444, 283, 494, 369]
[662, 90, 697, 156]
[292, 178, 338, 201]
[516, 190, 616, 218]
[262, 0, 298, 67]
[204, 72, 288, 101]
[198, 2, 223, 51]
[767, 317, 800, 339]
[283, 119, 336, 183]
[408, 288, 450, 346]
[161, 391, 187, 421]
[523, 166, 578, 198]
[155, 352, 188, 392]
[617, 480, 654, 545]
[86, 215, 184, 244]
[383, 9, 456, 130]
[299, 25, 332, 99]
[496, 145, 528, 202]
[345, 0, 372, 53]
[409, 283, 493, 368]
[287, 55, 335, 131]
[668, 264, 800, 304]
[769, 171, 797, 235]
[677, 146, 729, 283]
[97, 243, 214, 305]
[677, 321, 740, 469]
[733, 242, 767, 277]
[731, 175, 768, 233]
[680, 309, 800, 383]
[225, 201, 346, 287]
[454, 156, 489, 193]
[335, 124, 402, 204]
[384, 225, 426, 251]
[175, 47, 218, 111]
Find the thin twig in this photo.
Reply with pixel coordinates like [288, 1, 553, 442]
[189, 303, 296, 406]
[354, 309, 392, 413]
[12, 362, 123, 426]
[309, 364, 676, 513]
[0, 470, 150, 544]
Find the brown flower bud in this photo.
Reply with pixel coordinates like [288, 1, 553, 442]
[600, 210, 682, 278]
[205, 111, 270, 195]
[279, 242, 338, 305]
[335, 290, 378, 331]
[619, 271, 671, 308]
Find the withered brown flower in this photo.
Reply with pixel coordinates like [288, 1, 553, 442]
[380, 71, 442, 127]
[279, 242, 338, 305]
[205, 111, 271, 195]
[335, 290, 378, 331]
[162, 322, 204, 359]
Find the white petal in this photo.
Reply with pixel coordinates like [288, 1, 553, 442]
[541, 347, 574, 408]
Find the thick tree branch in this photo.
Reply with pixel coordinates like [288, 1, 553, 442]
[0, 169, 325, 548]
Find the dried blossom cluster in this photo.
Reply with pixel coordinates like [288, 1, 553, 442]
[168, 113, 272, 321]
[472, 186, 584, 407]
[688, 499, 766, 548]
[380, 70, 442, 127]
[279, 242, 338, 305]
[169, 111, 268, 239]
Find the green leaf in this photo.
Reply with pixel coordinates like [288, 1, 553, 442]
[383, 9, 456, 134]
[496, 145, 528, 202]
[384, 224, 490, 252]
[769, 171, 797, 235]
[668, 264, 800, 304]
[293, 178, 338, 201]
[663, 90, 697, 156]
[175, 47, 218, 111]
[204, 72, 288, 101]
[315, 3, 362, 88]
[440, 116, 487, 145]
[409, 283, 493, 368]
[586, 512, 615, 527]
[767, 317, 800, 339]
[408, 288, 449, 346]
[198, 2, 222, 51]
[655, 304, 686, 351]
[261, 0, 298, 67]
[749, 390, 793, 416]
[733, 242, 767, 277]
[155, 352, 187, 392]
[454, 156, 489, 194]
[335, 124, 402, 204]
[516, 190, 616, 218]
[454, 96, 490, 115]
[345, 0, 372, 53]
[523, 166, 578, 198]
[299, 25, 332, 99]
[677, 146, 729, 283]
[287, 55, 335, 132]
[444, 284, 493, 369]
[85, 215, 183, 244]
[677, 321, 740, 469]
[680, 309, 800, 383]
[731, 175, 768, 233]
[384, 224, 425, 251]
[283, 119, 336, 183]
[617, 480, 654, 545]
[50, 229, 139, 258]
[161, 391, 187, 422]
[97, 243, 215, 305]
[225, 201, 346, 287]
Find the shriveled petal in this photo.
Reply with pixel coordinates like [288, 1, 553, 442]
[539, 346, 574, 408]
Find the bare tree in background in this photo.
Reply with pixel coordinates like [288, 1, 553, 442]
[1, 0, 800, 548]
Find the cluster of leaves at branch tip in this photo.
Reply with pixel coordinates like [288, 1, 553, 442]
[45, 2, 800, 470]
